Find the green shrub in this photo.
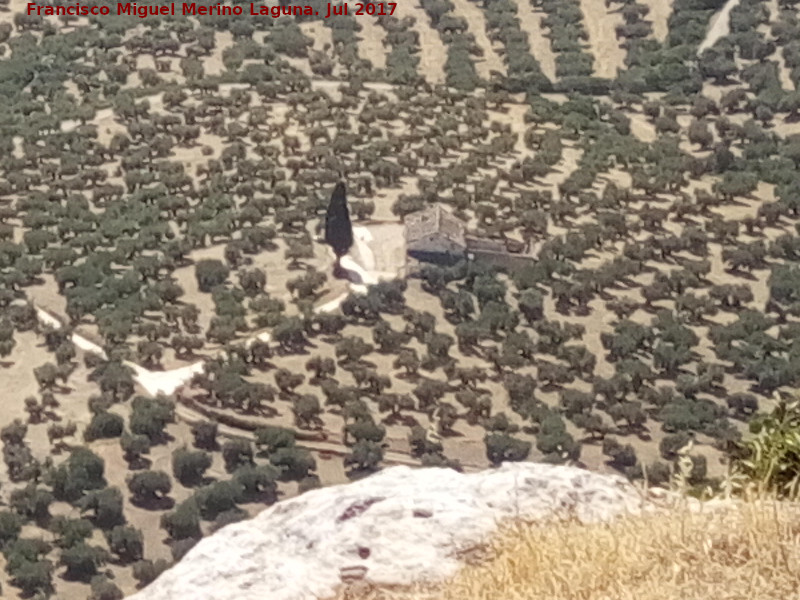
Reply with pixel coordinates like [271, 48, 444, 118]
[89, 575, 124, 600]
[4, 538, 52, 575]
[84, 411, 124, 442]
[172, 447, 212, 487]
[127, 470, 172, 504]
[170, 537, 199, 562]
[105, 525, 144, 563]
[132, 558, 170, 587]
[60, 542, 109, 581]
[130, 396, 175, 443]
[222, 438, 254, 472]
[485, 432, 531, 466]
[9, 485, 53, 522]
[49, 516, 93, 548]
[77, 487, 125, 529]
[732, 398, 800, 497]
[11, 559, 53, 597]
[161, 500, 201, 541]
[194, 481, 243, 520]
[0, 511, 22, 546]
[47, 447, 106, 502]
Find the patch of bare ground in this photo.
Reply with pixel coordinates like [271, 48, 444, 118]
[24, 273, 68, 317]
[774, 119, 800, 137]
[205, 30, 234, 76]
[33, 361, 99, 446]
[0, 0, 29, 27]
[352, 16, 388, 71]
[0, 331, 43, 473]
[700, 80, 726, 104]
[371, 172, 420, 221]
[712, 181, 774, 226]
[170, 129, 227, 173]
[92, 107, 129, 148]
[542, 143, 584, 201]
[393, 1, 447, 85]
[487, 102, 536, 155]
[641, 0, 673, 42]
[674, 113, 700, 154]
[260, 234, 335, 304]
[440, 421, 490, 468]
[514, 0, 557, 83]
[628, 111, 657, 143]
[449, 0, 507, 79]
[579, 0, 627, 79]
[134, 55, 182, 86]
[315, 449, 349, 486]
[303, 20, 335, 54]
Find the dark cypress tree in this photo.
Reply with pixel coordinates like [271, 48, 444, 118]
[324, 182, 354, 259]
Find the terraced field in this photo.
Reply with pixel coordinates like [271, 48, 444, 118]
[579, 0, 627, 78]
[516, 0, 557, 82]
[396, 0, 448, 83]
[450, 0, 507, 79]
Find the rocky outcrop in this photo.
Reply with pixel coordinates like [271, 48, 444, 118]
[127, 463, 668, 600]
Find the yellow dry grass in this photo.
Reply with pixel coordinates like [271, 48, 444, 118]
[438, 500, 800, 600]
[338, 496, 800, 600]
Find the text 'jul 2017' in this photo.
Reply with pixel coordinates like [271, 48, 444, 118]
[25, 2, 398, 19]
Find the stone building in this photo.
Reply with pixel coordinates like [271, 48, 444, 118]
[404, 204, 537, 270]
[404, 204, 467, 265]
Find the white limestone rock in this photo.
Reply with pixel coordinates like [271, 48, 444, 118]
[127, 463, 657, 600]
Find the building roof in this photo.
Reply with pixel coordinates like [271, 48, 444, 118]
[465, 235, 527, 255]
[404, 204, 466, 248]
[464, 236, 506, 253]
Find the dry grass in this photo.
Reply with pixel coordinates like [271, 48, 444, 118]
[338, 497, 800, 600]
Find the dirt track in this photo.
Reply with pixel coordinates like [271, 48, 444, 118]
[697, 0, 741, 54]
